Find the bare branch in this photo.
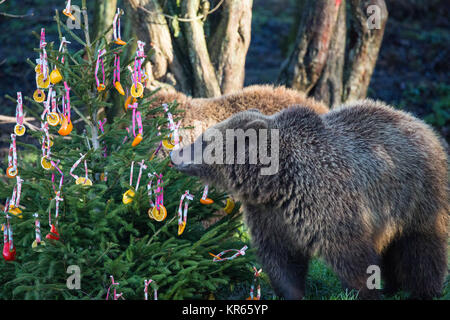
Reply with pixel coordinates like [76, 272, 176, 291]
[0, 11, 33, 18]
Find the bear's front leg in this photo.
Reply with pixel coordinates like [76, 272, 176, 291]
[255, 236, 310, 300]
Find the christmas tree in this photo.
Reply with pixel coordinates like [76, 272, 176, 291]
[0, 1, 257, 300]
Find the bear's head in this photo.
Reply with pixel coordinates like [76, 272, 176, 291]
[171, 105, 325, 205]
[170, 109, 283, 202]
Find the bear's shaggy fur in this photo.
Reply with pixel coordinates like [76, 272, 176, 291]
[150, 84, 329, 145]
[171, 99, 449, 300]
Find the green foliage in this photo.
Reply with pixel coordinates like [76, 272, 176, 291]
[398, 82, 450, 132]
[0, 5, 254, 300]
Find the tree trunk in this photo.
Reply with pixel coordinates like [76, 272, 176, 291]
[125, 0, 252, 98]
[311, 0, 347, 106]
[278, 0, 388, 106]
[92, 0, 118, 41]
[127, 0, 191, 94]
[208, 0, 253, 94]
[182, 0, 221, 97]
[343, 0, 388, 102]
[278, 0, 341, 94]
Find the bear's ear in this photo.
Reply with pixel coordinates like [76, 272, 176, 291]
[244, 119, 268, 131]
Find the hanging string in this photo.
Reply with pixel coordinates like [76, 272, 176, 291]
[177, 190, 194, 236]
[210, 245, 248, 262]
[106, 275, 125, 300]
[144, 279, 158, 300]
[95, 49, 106, 90]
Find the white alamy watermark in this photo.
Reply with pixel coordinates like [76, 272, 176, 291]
[367, 5, 382, 30]
[66, 265, 81, 289]
[366, 265, 381, 290]
[172, 128, 280, 175]
[66, 5, 81, 30]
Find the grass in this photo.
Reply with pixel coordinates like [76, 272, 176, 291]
[217, 233, 450, 300]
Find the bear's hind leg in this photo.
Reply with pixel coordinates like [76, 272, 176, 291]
[389, 230, 447, 299]
[380, 239, 402, 297]
[325, 243, 382, 300]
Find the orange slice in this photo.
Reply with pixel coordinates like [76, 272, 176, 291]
[132, 134, 143, 147]
[47, 112, 60, 126]
[115, 38, 126, 46]
[37, 73, 50, 88]
[200, 198, 214, 205]
[6, 166, 18, 178]
[224, 198, 235, 214]
[130, 82, 143, 98]
[178, 221, 186, 235]
[75, 177, 92, 186]
[97, 83, 106, 92]
[41, 156, 52, 170]
[114, 81, 125, 95]
[33, 89, 46, 102]
[58, 116, 73, 136]
[151, 205, 167, 222]
[14, 124, 26, 136]
[122, 189, 135, 204]
[49, 68, 63, 84]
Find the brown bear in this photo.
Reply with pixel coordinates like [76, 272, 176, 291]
[171, 99, 449, 300]
[150, 84, 329, 146]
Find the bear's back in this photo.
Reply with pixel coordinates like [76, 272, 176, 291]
[318, 100, 448, 228]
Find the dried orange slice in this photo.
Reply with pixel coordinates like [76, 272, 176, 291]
[8, 205, 23, 218]
[200, 198, 214, 205]
[224, 198, 235, 214]
[115, 38, 126, 46]
[58, 116, 73, 136]
[130, 82, 143, 98]
[114, 81, 125, 95]
[97, 83, 106, 92]
[75, 177, 92, 186]
[6, 166, 18, 178]
[33, 89, 46, 103]
[122, 189, 135, 204]
[14, 124, 26, 136]
[178, 221, 186, 235]
[37, 73, 50, 88]
[151, 205, 167, 222]
[147, 207, 155, 219]
[49, 68, 63, 84]
[47, 112, 60, 126]
[41, 156, 52, 170]
[32, 240, 46, 250]
[63, 8, 76, 21]
[132, 134, 143, 147]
